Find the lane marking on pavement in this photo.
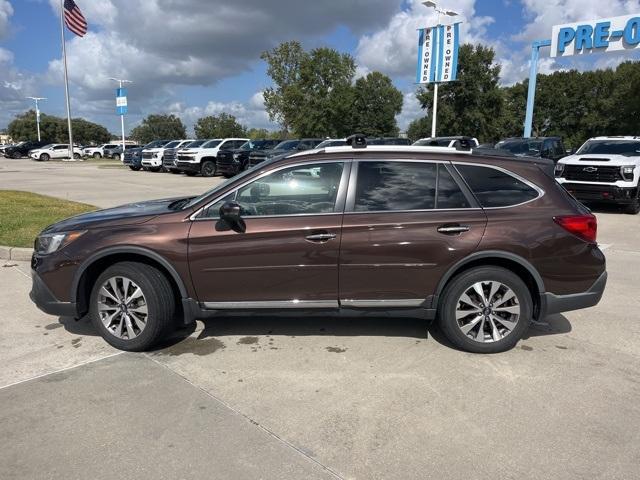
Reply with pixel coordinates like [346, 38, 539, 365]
[0, 351, 124, 391]
[599, 243, 612, 251]
[8, 264, 31, 279]
[144, 353, 346, 480]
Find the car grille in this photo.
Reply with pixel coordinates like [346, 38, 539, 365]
[564, 165, 621, 183]
[163, 149, 177, 166]
[216, 151, 233, 166]
[142, 152, 154, 159]
[177, 154, 194, 161]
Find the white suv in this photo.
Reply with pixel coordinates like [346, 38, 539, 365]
[555, 136, 640, 214]
[30, 144, 83, 161]
[175, 138, 249, 177]
[141, 139, 192, 172]
[82, 143, 119, 158]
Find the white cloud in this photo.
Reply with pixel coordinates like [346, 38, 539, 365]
[0, 0, 13, 39]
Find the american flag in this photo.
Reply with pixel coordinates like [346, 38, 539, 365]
[63, 0, 87, 37]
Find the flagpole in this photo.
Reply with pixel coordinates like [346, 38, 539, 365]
[60, 0, 75, 160]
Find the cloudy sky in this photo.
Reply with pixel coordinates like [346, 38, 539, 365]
[1, 0, 639, 136]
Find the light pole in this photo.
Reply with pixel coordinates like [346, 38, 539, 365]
[26, 97, 47, 142]
[109, 78, 132, 154]
[422, 1, 459, 138]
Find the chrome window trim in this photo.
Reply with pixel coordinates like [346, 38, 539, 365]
[202, 300, 339, 309]
[190, 159, 352, 221]
[451, 161, 546, 209]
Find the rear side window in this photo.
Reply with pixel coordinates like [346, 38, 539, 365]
[456, 164, 539, 208]
[355, 161, 437, 211]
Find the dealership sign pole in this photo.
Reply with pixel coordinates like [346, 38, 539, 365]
[110, 78, 132, 154]
[524, 13, 640, 138]
[418, 1, 461, 138]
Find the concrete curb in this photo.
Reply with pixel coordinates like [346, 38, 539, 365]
[0, 246, 33, 261]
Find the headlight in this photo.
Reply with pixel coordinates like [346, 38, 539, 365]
[34, 231, 86, 255]
[621, 166, 635, 181]
[554, 163, 565, 177]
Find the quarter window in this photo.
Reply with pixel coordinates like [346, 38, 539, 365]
[437, 164, 471, 209]
[456, 164, 539, 208]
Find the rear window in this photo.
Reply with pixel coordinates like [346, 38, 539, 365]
[455, 164, 539, 208]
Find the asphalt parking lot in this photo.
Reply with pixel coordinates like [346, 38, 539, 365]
[1, 158, 639, 479]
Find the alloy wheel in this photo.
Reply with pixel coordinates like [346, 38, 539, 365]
[455, 281, 520, 343]
[97, 276, 148, 340]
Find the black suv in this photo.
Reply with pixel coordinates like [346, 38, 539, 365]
[216, 139, 283, 178]
[495, 137, 566, 163]
[4, 140, 53, 159]
[247, 139, 322, 169]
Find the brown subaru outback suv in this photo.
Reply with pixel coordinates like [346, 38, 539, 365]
[30, 138, 607, 353]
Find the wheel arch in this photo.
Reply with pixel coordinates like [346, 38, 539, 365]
[72, 246, 188, 317]
[433, 251, 545, 319]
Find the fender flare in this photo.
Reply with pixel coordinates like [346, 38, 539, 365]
[71, 245, 189, 303]
[432, 250, 546, 308]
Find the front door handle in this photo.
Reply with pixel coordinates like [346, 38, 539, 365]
[437, 224, 470, 235]
[305, 232, 337, 243]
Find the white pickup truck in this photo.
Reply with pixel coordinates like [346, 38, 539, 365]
[82, 143, 120, 158]
[140, 139, 192, 172]
[555, 136, 640, 214]
[175, 138, 249, 177]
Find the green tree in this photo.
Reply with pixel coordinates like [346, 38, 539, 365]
[350, 72, 403, 137]
[261, 41, 305, 134]
[406, 116, 431, 142]
[415, 44, 504, 143]
[130, 114, 186, 143]
[246, 128, 270, 139]
[262, 42, 356, 137]
[194, 113, 247, 139]
[7, 110, 110, 144]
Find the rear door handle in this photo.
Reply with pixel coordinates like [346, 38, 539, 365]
[437, 224, 470, 235]
[305, 232, 337, 243]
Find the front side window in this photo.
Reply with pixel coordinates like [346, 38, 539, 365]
[201, 162, 345, 218]
[456, 164, 539, 208]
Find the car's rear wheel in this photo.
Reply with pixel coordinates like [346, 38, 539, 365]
[201, 160, 216, 177]
[89, 262, 175, 351]
[39, 153, 50, 161]
[438, 266, 532, 353]
[73, 153, 81, 160]
[113, 153, 121, 161]
[93, 152, 101, 159]
[129, 165, 140, 171]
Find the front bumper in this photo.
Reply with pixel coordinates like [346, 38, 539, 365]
[30, 269, 78, 318]
[141, 158, 162, 167]
[542, 271, 607, 317]
[123, 156, 142, 167]
[562, 182, 639, 204]
[216, 160, 241, 176]
[176, 161, 200, 173]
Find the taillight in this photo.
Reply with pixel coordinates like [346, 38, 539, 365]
[554, 214, 597, 243]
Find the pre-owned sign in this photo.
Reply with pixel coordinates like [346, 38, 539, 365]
[551, 14, 640, 57]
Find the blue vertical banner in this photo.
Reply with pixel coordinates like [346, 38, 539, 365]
[416, 22, 461, 83]
[116, 88, 128, 115]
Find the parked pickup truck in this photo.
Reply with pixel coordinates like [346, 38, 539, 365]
[141, 139, 191, 172]
[175, 138, 248, 177]
[555, 136, 640, 214]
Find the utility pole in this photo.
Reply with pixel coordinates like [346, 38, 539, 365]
[109, 78, 132, 153]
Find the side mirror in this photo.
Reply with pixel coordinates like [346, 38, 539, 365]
[219, 201, 246, 233]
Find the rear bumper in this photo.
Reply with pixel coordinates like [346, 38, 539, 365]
[542, 271, 607, 317]
[30, 269, 78, 318]
[562, 183, 638, 204]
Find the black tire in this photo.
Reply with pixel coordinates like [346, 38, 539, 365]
[89, 262, 176, 351]
[201, 160, 216, 177]
[169, 169, 180, 174]
[438, 266, 533, 354]
[129, 166, 141, 171]
[625, 198, 640, 215]
[149, 167, 161, 172]
[113, 153, 121, 161]
[39, 153, 50, 161]
[73, 153, 81, 159]
[185, 171, 197, 177]
[93, 152, 101, 159]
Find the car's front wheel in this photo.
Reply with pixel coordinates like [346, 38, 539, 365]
[93, 152, 101, 159]
[89, 262, 176, 351]
[39, 153, 50, 161]
[113, 153, 121, 161]
[201, 160, 216, 177]
[625, 196, 640, 215]
[438, 266, 532, 353]
[129, 165, 140, 171]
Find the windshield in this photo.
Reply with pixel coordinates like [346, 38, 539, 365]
[164, 141, 181, 149]
[39, 144, 54, 149]
[316, 139, 346, 148]
[143, 140, 169, 149]
[240, 140, 271, 150]
[182, 140, 206, 149]
[203, 140, 222, 148]
[495, 140, 543, 155]
[274, 140, 300, 150]
[576, 140, 640, 156]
